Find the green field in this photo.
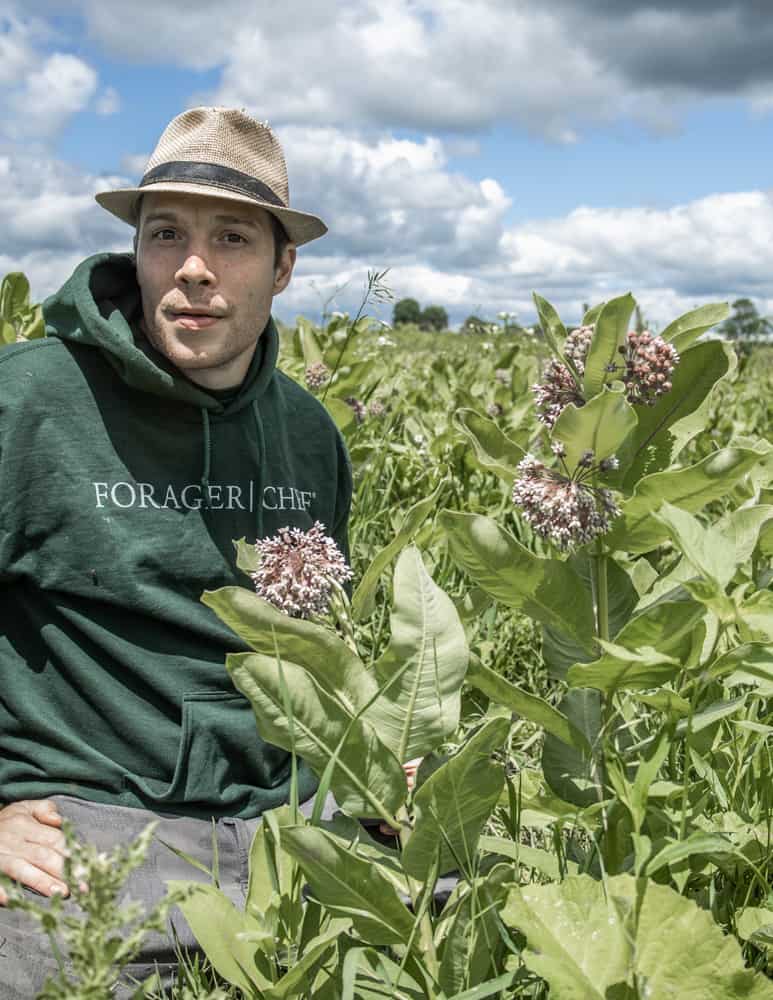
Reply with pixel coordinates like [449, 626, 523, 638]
[3, 286, 773, 998]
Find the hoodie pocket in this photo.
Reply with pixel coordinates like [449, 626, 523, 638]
[123, 690, 291, 809]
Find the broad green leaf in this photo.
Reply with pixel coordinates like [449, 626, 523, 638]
[440, 511, 596, 653]
[0, 319, 15, 345]
[541, 554, 638, 680]
[329, 361, 372, 397]
[676, 695, 747, 736]
[401, 717, 510, 879]
[631, 690, 691, 718]
[0, 272, 30, 318]
[606, 445, 771, 554]
[263, 929, 340, 1000]
[324, 397, 357, 434]
[653, 502, 736, 590]
[166, 881, 272, 992]
[618, 340, 733, 490]
[368, 546, 468, 761]
[299, 316, 326, 367]
[454, 407, 525, 484]
[567, 600, 704, 693]
[466, 656, 589, 752]
[582, 293, 635, 399]
[502, 873, 773, 1000]
[738, 590, 773, 643]
[227, 652, 405, 820]
[296, 316, 325, 367]
[582, 302, 605, 325]
[280, 825, 415, 946]
[203, 587, 379, 717]
[760, 517, 773, 557]
[613, 597, 704, 654]
[643, 832, 740, 877]
[532, 292, 567, 355]
[568, 642, 680, 693]
[552, 386, 637, 473]
[737, 908, 773, 950]
[478, 836, 580, 879]
[352, 481, 444, 621]
[541, 689, 604, 808]
[246, 804, 301, 924]
[233, 537, 261, 575]
[661, 302, 730, 353]
[436, 864, 512, 997]
[19, 303, 45, 340]
[708, 643, 773, 689]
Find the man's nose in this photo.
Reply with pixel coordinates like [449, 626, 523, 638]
[176, 254, 216, 286]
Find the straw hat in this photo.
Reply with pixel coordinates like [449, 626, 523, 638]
[95, 106, 327, 246]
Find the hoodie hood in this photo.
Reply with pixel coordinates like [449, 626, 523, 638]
[42, 251, 279, 416]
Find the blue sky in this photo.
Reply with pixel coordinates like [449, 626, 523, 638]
[2, 0, 773, 329]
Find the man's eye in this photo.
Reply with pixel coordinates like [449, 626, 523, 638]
[153, 229, 177, 241]
[223, 232, 247, 244]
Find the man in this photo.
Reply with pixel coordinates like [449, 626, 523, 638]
[0, 106, 351, 994]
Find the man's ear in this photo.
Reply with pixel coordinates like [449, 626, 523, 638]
[273, 245, 296, 295]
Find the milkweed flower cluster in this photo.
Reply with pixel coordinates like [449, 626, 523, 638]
[494, 368, 511, 386]
[563, 325, 595, 369]
[368, 398, 387, 418]
[532, 323, 680, 427]
[511, 454, 620, 551]
[486, 402, 503, 418]
[250, 521, 352, 619]
[304, 361, 330, 391]
[533, 360, 584, 427]
[344, 396, 367, 424]
[619, 330, 679, 405]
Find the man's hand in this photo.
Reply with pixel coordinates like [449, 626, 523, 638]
[0, 800, 68, 905]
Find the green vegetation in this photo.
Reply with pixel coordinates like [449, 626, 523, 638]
[2, 278, 773, 998]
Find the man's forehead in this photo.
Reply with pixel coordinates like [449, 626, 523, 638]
[138, 191, 270, 228]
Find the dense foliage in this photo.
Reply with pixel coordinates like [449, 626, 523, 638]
[2, 281, 773, 998]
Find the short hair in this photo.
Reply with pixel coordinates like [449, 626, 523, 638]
[133, 194, 291, 269]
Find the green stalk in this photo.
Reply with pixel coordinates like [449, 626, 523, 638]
[594, 539, 609, 643]
[397, 811, 440, 978]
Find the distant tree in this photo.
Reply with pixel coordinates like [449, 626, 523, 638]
[392, 297, 422, 327]
[420, 305, 449, 332]
[720, 298, 773, 342]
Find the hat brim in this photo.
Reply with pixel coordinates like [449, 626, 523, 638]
[95, 182, 327, 247]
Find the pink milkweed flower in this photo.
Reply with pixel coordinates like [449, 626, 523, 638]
[250, 521, 353, 619]
[511, 454, 620, 551]
[304, 361, 331, 391]
[344, 397, 367, 424]
[619, 331, 679, 406]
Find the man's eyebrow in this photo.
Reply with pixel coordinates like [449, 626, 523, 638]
[141, 211, 259, 229]
[213, 214, 259, 229]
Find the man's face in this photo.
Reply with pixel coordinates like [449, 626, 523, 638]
[135, 191, 295, 389]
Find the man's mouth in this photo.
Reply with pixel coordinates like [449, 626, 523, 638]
[168, 308, 223, 329]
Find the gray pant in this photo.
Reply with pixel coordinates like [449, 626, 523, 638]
[0, 793, 337, 999]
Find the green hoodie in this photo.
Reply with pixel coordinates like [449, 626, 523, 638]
[0, 253, 351, 819]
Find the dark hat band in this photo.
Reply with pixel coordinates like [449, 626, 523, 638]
[140, 161, 285, 208]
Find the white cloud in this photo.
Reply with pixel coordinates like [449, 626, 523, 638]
[275, 125, 511, 268]
[5, 52, 97, 138]
[95, 85, 120, 116]
[276, 187, 773, 330]
[20, 0, 772, 142]
[0, 149, 132, 297]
